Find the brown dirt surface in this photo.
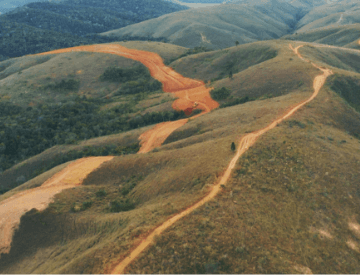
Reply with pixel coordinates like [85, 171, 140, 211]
[0, 156, 113, 256]
[32, 44, 219, 153]
[110, 44, 333, 274]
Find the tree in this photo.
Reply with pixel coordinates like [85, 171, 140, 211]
[231, 142, 236, 152]
[235, 40, 239, 46]
[229, 70, 233, 79]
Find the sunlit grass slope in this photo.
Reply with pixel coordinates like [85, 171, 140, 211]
[0, 41, 359, 274]
[124, 65, 360, 274]
[171, 40, 319, 105]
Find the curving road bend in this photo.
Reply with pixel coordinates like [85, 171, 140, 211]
[110, 44, 333, 274]
[33, 44, 219, 153]
[0, 156, 113, 256]
[0, 43, 219, 258]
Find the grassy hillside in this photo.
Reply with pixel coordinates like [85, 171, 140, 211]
[295, 0, 360, 32]
[170, 41, 319, 105]
[1, 41, 360, 273]
[101, 0, 300, 50]
[300, 45, 360, 73]
[283, 24, 360, 48]
[126, 89, 360, 274]
[0, 42, 189, 187]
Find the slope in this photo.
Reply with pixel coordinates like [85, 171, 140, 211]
[284, 24, 360, 49]
[0, 42, 188, 189]
[100, 0, 300, 50]
[114, 44, 360, 274]
[1, 40, 360, 274]
[295, 0, 360, 33]
[0, 39, 349, 274]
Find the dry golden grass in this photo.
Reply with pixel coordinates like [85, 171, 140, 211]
[171, 40, 319, 102]
[125, 85, 360, 274]
[1, 41, 360, 274]
[0, 84, 321, 274]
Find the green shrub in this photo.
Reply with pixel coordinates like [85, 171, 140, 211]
[95, 189, 107, 198]
[109, 199, 135, 212]
[210, 87, 231, 101]
[288, 120, 306, 129]
[100, 65, 150, 83]
[81, 201, 93, 210]
[44, 79, 80, 91]
[121, 182, 137, 196]
[220, 96, 252, 108]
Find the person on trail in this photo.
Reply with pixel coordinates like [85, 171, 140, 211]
[231, 142, 236, 152]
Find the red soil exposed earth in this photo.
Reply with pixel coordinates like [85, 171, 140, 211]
[33, 44, 219, 153]
[0, 157, 113, 256]
[0, 44, 219, 259]
[109, 44, 333, 274]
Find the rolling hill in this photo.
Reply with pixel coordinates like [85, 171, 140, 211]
[284, 24, 360, 49]
[294, 0, 360, 32]
[100, 0, 301, 50]
[0, 39, 359, 274]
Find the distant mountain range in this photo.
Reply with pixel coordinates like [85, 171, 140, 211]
[2, 0, 360, 59]
[0, 0, 188, 59]
[102, 0, 360, 50]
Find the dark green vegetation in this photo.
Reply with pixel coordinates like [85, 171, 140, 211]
[210, 87, 231, 101]
[0, 0, 186, 59]
[0, 97, 188, 174]
[100, 65, 162, 95]
[210, 87, 253, 108]
[328, 74, 360, 113]
[43, 79, 80, 92]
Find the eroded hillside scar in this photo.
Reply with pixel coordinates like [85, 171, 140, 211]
[0, 156, 113, 256]
[32, 44, 219, 153]
[110, 44, 333, 274]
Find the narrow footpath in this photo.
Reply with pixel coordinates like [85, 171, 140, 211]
[110, 44, 333, 274]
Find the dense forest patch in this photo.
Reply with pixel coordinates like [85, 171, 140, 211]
[0, 97, 191, 174]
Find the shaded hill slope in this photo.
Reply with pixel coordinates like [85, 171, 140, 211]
[100, 0, 301, 50]
[0, 41, 359, 273]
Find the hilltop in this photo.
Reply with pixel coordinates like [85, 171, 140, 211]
[0, 39, 359, 273]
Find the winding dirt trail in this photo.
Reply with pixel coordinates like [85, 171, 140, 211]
[110, 44, 333, 274]
[0, 156, 113, 256]
[33, 44, 219, 153]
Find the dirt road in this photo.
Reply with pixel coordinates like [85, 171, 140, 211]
[33, 44, 219, 153]
[0, 157, 113, 256]
[110, 44, 333, 274]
